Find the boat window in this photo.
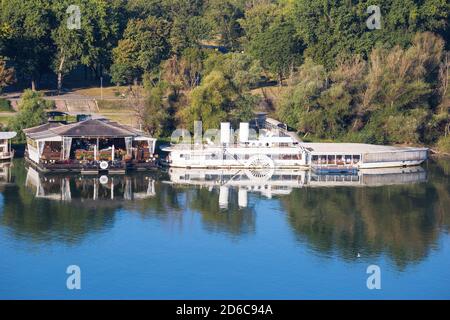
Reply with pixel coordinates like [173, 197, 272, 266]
[353, 155, 360, 163]
[312, 155, 319, 164]
[336, 155, 344, 165]
[327, 155, 336, 164]
[345, 155, 352, 164]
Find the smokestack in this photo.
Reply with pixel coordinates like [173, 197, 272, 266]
[239, 122, 249, 143]
[220, 122, 231, 145]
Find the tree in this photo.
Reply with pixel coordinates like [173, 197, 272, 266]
[238, 0, 279, 43]
[180, 71, 232, 130]
[111, 17, 170, 85]
[163, 0, 210, 55]
[248, 20, 303, 85]
[205, 0, 244, 50]
[0, 57, 15, 92]
[277, 32, 446, 144]
[51, 0, 124, 92]
[277, 58, 328, 134]
[8, 90, 53, 142]
[143, 83, 171, 137]
[0, 0, 53, 90]
[180, 65, 260, 130]
[290, 0, 449, 69]
[204, 52, 262, 92]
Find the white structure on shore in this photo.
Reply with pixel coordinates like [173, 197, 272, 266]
[163, 119, 428, 170]
[0, 132, 17, 160]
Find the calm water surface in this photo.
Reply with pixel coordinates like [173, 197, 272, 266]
[0, 159, 449, 299]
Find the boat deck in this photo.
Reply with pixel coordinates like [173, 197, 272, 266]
[301, 143, 427, 154]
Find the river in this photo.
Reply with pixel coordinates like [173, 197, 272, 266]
[0, 159, 449, 299]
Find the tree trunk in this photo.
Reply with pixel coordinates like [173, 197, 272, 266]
[31, 78, 37, 91]
[278, 73, 283, 87]
[57, 54, 66, 94]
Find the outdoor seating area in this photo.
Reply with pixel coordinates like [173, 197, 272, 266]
[24, 119, 157, 173]
[311, 154, 361, 166]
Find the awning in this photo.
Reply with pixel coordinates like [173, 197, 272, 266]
[0, 132, 17, 140]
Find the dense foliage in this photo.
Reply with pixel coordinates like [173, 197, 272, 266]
[0, 0, 449, 149]
[8, 90, 54, 142]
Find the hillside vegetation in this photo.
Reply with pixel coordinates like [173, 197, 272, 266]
[0, 0, 448, 148]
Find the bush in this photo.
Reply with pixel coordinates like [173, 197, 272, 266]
[436, 135, 450, 154]
[0, 98, 13, 112]
[8, 90, 49, 143]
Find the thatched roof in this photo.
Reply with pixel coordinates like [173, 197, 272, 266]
[25, 119, 152, 139]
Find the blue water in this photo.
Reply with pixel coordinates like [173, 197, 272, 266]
[0, 160, 449, 299]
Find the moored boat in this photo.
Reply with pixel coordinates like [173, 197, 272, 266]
[163, 117, 428, 170]
[0, 132, 17, 161]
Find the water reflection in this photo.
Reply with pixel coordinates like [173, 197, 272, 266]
[25, 167, 156, 202]
[0, 159, 449, 269]
[167, 166, 427, 208]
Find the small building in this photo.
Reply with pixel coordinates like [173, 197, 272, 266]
[24, 119, 157, 173]
[0, 132, 17, 160]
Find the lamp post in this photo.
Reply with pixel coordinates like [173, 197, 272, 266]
[100, 76, 103, 100]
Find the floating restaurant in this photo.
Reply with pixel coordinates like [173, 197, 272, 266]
[24, 118, 157, 174]
[163, 116, 428, 170]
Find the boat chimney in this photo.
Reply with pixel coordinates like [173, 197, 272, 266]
[239, 122, 249, 143]
[220, 122, 231, 145]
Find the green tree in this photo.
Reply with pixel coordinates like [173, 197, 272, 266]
[143, 83, 171, 137]
[51, 0, 124, 91]
[291, 0, 449, 69]
[205, 0, 244, 50]
[180, 70, 233, 129]
[248, 20, 303, 85]
[0, 0, 53, 90]
[111, 17, 170, 85]
[8, 90, 53, 142]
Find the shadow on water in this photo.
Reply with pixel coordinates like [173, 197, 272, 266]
[0, 159, 449, 269]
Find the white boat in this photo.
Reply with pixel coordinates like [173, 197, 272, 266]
[162, 119, 428, 170]
[0, 132, 17, 160]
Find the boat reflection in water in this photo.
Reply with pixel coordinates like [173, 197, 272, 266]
[167, 166, 427, 208]
[0, 162, 14, 188]
[25, 166, 156, 202]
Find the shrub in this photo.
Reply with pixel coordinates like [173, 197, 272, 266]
[0, 98, 13, 112]
[436, 135, 450, 154]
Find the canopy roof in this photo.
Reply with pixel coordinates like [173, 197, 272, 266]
[25, 119, 153, 140]
[0, 132, 17, 140]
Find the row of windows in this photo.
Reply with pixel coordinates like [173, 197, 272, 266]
[180, 153, 302, 161]
[311, 154, 361, 165]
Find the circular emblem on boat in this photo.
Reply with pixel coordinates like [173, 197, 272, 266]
[99, 161, 109, 170]
[245, 155, 275, 181]
[99, 175, 108, 185]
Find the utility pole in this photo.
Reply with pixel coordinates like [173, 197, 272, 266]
[100, 76, 103, 100]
